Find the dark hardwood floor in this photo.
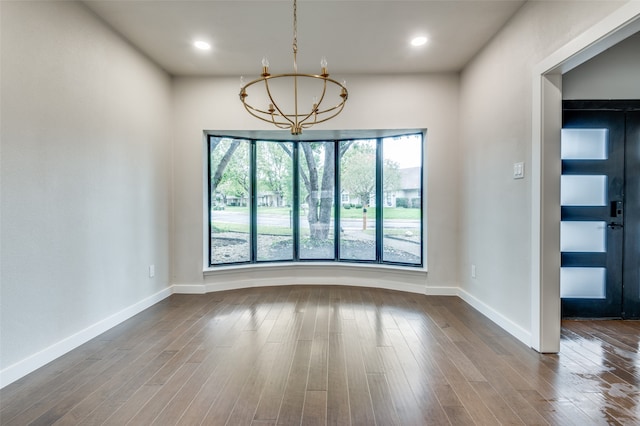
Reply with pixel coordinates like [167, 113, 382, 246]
[1, 285, 638, 425]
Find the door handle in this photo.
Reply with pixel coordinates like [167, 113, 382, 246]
[608, 222, 624, 229]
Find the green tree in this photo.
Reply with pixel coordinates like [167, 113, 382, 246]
[211, 138, 249, 205]
[257, 142, 292, 206]
[340, 140, 401, 207]
[212, 138, 354, 239]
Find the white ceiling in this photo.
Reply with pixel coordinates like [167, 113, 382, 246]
[83, 0, 525, 77]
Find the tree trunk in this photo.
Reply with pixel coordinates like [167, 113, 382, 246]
[211, 140, 240, 192]
[299, 142, 350, 240]
[315, 144, 335, 239]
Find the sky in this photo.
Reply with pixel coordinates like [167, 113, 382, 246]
[383, 134, 423, 169]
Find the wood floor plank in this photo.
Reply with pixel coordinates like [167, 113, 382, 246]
[119, 362, 199, 425]
[471, 380, 526, 425]
[275, 339, 312, 425]
[223, 341, 280, 426]
[342, 319, 376, 426]
[301, 390, 327, 426]
[326, 332, 351, 426]
[200, 322, 278, 425]
[377, 345, 427, 426]
[384, 327, 450, 424]
[253, 302, 306, 421]
[2, 287, 639, 426]
[367, 372, 401, 425]
[148, 345, 232, 425]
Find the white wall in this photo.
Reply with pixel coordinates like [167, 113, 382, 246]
[563, 30, 640, 99]
[459, 1, 627, 340]
[0, 1, 173, 384]
[171, 74, 460, 292]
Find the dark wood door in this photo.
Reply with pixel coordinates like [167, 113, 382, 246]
[561, 101, 640, 319]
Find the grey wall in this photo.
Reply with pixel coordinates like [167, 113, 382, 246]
[0, 1, 173, 372]
[458, 1, 626, 336]
[171, 74, 461, 292]
[564, 30, 640, 99]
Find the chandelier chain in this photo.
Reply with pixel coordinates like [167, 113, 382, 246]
[293, 0, 298, 69]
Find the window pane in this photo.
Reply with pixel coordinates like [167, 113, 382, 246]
[561, 175, 607, 206]
[339, 139, 376, 261]
[299, 142, 335, 259]
[381, 135, 422, 264]
[210, 138, 250, 264]
[256, 141, 293, 261]
[561, 128, 608, 160]
[561, 267, 606, 299]
[560, 221, 607, 252]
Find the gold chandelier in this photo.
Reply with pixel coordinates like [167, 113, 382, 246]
[239, 0, 348, 135]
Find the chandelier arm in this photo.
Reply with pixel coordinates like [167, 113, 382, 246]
[298, 78, 327, 127]
[242, 103, 293, 128]
[263, 78, 295, 128]
[314, 101, 347, 116]
[312, 76, 348, 116]
[303, 102, 347, 127]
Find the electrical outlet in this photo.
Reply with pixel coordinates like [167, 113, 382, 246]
[149, 264, 155, 278]
[471, 264, 476, 279]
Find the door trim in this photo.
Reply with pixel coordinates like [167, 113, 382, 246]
[531, 3, 640, 353]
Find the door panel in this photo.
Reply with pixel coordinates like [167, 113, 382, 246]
[561, 110, 624, 318]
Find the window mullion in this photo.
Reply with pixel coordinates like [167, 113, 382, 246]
[207, 136, 213, 267]
[293, 142, 300, 261]
[250, 140, 257, 263]
[334, 140, 340, 261]
[376, 137, 383, 263]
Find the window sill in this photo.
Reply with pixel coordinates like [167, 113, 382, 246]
[203, 261, 427, 276]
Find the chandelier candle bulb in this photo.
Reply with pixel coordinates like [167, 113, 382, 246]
[320, 56, 328, 77]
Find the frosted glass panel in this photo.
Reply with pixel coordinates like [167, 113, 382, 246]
[561, 267, 606, 299]
[561, 175, 607, 206]
[561, 128, 608, 159]
[561, 221, 606, 252]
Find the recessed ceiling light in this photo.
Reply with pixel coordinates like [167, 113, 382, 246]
[194, 40, 211, 51]
[411, 36, 428, 47]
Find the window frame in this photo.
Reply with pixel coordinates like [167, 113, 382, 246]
[204, 131, 425, 270]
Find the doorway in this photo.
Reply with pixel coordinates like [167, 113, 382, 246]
[561, 101, 640, 319]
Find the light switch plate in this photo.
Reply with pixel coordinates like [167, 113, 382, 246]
[513, 162, 525, 179]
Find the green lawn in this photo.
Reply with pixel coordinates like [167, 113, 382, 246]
[220, 206, 419, 220]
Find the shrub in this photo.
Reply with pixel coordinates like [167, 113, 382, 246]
[343, 203, 351, 209]
[410, 198, 421, 209]
[396, 198, 409, 208]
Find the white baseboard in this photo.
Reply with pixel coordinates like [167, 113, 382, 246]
[172, 280, 458, 297]
[0, 286, 173, 389]
[457, 288, 532, 347]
